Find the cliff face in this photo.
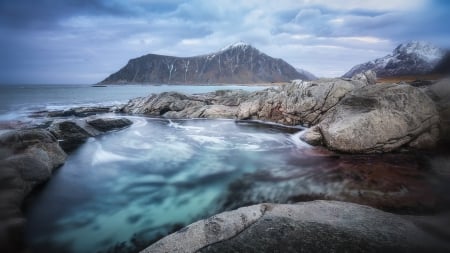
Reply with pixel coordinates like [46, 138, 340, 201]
[100, 43, 312, 84]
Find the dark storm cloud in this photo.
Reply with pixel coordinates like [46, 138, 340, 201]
[0, 0, 449, 83]
[0, 0, 183, 29]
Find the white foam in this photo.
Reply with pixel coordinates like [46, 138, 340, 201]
[167, 119, 204, 131]
[187, 135, 226, 145]
[290, 131, 312, 148]
[91, 143, 130, 166]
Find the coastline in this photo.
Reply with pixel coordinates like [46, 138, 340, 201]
[0, 73, 450, 253]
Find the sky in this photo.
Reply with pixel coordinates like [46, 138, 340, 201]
[0, 0, 449, 84]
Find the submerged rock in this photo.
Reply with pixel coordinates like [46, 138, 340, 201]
[220, 152, 438, 213]
[0, 129, 67, 252]
[143, 201, 450, 253]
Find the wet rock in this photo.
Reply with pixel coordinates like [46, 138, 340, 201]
[144, 201, 450, 253]
[0, 129, 66, 252]
[319, 84, 439, 153]
[48, 120, 92, 152]
[46, 106, 112, 118]
[87, 118, 132, 132]
[299, 125, 323, 146]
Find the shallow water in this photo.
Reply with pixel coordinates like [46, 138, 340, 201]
[24, 118, 307, 253]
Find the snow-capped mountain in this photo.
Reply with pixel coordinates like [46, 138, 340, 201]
[100, 42, 313, 84]
[343, 41, 447, 78]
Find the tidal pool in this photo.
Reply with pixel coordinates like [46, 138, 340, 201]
[24, 118, 307, 253]
[23, 117, 450, 253]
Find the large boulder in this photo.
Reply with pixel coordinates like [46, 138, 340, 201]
[143, 201, 449, 253]
[236, 78, 361, 126]
[0, 129, 67, 252]
[317, 84, 439, 153]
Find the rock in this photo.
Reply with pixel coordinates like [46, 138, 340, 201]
[46, 106, 112, 118]
[122, 76, 439, 153]
[350, 70, 377, 85]
[426, 78, 450, 144]
[124, 77, 365, 126]
[48, 120, 92, 152]
[0, 129, 67, 252]
[122, 92, 206, 115]
[319, 84, 439, 153]
[220, 152, 438, 213]
[87, 118, 132, 132]
[299, 125, 323, 146]
[143, 201, 450, 253]
[238, 78, 362, 126]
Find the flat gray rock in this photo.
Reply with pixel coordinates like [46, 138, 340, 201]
[143, 201, 450, 253]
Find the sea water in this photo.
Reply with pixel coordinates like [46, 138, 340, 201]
[24, 118, 308, 253]
[0, 84, 268, 123]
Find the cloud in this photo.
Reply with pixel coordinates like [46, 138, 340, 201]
[0, 0, 448, 83]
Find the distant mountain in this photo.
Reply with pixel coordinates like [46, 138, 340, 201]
[100, 42, 313, 84]
[343, 41, 447, 78]
[296, 68, 317, 80]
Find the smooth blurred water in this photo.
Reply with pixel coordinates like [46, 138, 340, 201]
[24, 118, 307, 253]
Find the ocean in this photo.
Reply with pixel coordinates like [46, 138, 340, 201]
[0, 84, 268, 125]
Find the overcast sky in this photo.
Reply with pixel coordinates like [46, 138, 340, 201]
[0, 0, 449, 84]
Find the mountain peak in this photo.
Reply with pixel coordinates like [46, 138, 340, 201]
[220, 41, 253, 51]
[343, 41, 447, 78]
[394, 41, 445, 63]
[100, 42, 315, 84]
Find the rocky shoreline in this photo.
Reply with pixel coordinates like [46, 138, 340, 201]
[121, 71, 448, 153]
[1, 72, 449, 252]
[0, 117, 132, 252]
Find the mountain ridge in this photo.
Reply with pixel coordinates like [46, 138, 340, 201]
[343, 41, 448, 78]
[100, 42, 313, 84]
